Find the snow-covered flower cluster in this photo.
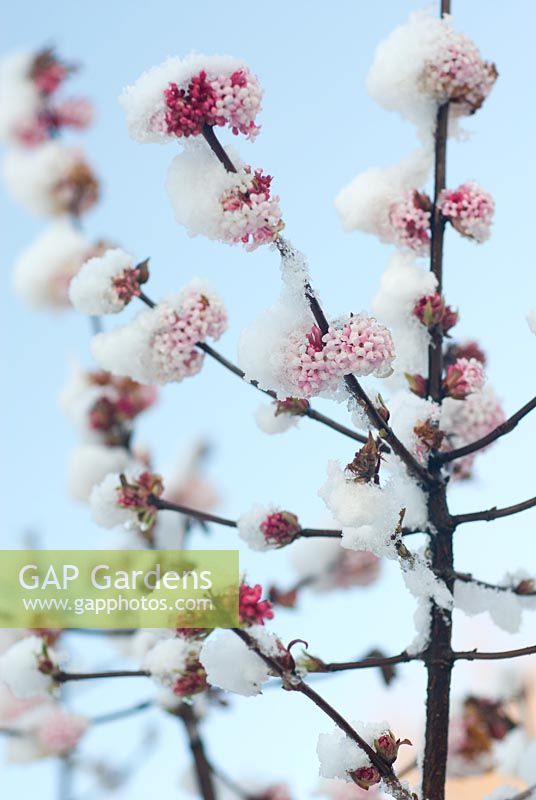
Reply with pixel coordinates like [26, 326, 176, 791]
[11, 219, 100, 311]
[440, 384, 505, 478]
[90, 469, 164, 534]
[67, 444, 138, 503]
[367, 9, 497, 134]
[166, 146, 283, 250]
[238, 505, 301, 551]
[120, 55, 262, 143]
[60, 366, 157, 446]
[143, 637, 207, 697]
[317, 722, 409, 788]
[281, 315, 395, 399]
[0, 48, 92, 147]
[438, 182, 495, 242]
[0, 636, 61, 699]
[69, 249, 149, 315]
[91, 279, 227, 385]
[334, 150, 432, 251]
[3, 141, 99, 217]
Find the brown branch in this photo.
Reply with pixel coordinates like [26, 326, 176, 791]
[316, 651, 420, 673]
[438, 395, 536, 465]
[202, 123, 238, 173]
[232, 628, 414, 800]
[452, 495, 536, 525]
[91, 700, 153, 725]
[454, 645, 536, 662]
[176, 703, 216, 800]
[451, 570, 536, 597]
[54, 669, 149, 683]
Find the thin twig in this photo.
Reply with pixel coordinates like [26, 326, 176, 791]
[438, 395, 536, 465]
[54, 669, 149, 683]
[316, 651, 420, 673]
[452, 495, 536, 525]
[454, 645, 536, 661]
[450, 570, 536, 597]
[91, 700, 153, 725]
[176, 703, 216, 800]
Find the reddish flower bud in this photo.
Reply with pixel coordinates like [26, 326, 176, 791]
[413, 293, 458, 334]
[239, 582, 274, 627]
[374, 731, 412, 765]
[350, 766, 381, 790]
[405, 373, 428, 398]
[443, 358, 485, 400]
[275, 397, 310, 417]
[260, 511, 300, 547]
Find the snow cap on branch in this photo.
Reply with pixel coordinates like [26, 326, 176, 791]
[335, 149, 432, 252]
[166, 144, 283, 250]
[200, 627, 279, 696]
[367, 9, 497, 135]
[120, 54, 262, 143]
[90, 469, 163, 533]
[69, 248, 148, 315]
[238, 505, 300, 551]
[91, 279, 227, 385]
[317, 721, 397, 785]
[0, 637, 61, 699]
[12, 219, 92, 311]
[143, 637, 207, 697]
[3, 141, 99, 217]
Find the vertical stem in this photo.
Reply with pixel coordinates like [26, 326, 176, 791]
[422, 4, 453, 800]
[177, 704, 216, 800]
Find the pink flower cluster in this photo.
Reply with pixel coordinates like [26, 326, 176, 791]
[443, 357, 486, 400]
[220, 166, 284, 250]
[239, 582, 274, 627]
[171, 661, 208, 697]
[438, 182, 494, 242]
[15, 49, 92, 147]
[443, 386, 505, 479]
[388, 190, 431, 255]
[259, 511, 301, 547]
[151, 288, 228, 382]
[87, 371, 157, 445]
[422, 31, 498, 114]
[413, 292, 458, 334]
[117, 471, 163, 531]
[163, 68, 262, 140]
[35, 708, 88, 756]
[287, 315, 395, 398]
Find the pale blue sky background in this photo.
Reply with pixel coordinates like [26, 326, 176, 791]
[1, 1, 536, 797]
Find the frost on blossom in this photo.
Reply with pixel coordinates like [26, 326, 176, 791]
[166, 145, 283, 250]
[90, 469, 164, 534]
[438, 182, 495, 242]
[200, 627, 280, 697]
[143, 637, 207, 697]
[11, 220, 94, 311]
[60, 367, 156, 446]
[238, 505, 301, 551]
[0, 48, 91, 146]
[91, 280, 227, 385]
[69, 249, 149, 315]
[367, 9, 497, 134]
[335, 149, 432, 252]
[120, 54, 262, 143]
[0, 636, 61, 699]
[3, 141, 99, 217]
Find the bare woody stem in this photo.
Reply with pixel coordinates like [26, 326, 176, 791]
[232, 628, 414, 800]
[449, 570, 536, 596]
[422, 4, 453, 799]
[313, 651, 419, 673]
[175, 703, 216, 800]
[152, 495, 342, 538]
[54, 669, 149, 683]
[438, 395, 536, 464]
[452, 495, 536, 525]
[453, 644, 536, 661]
